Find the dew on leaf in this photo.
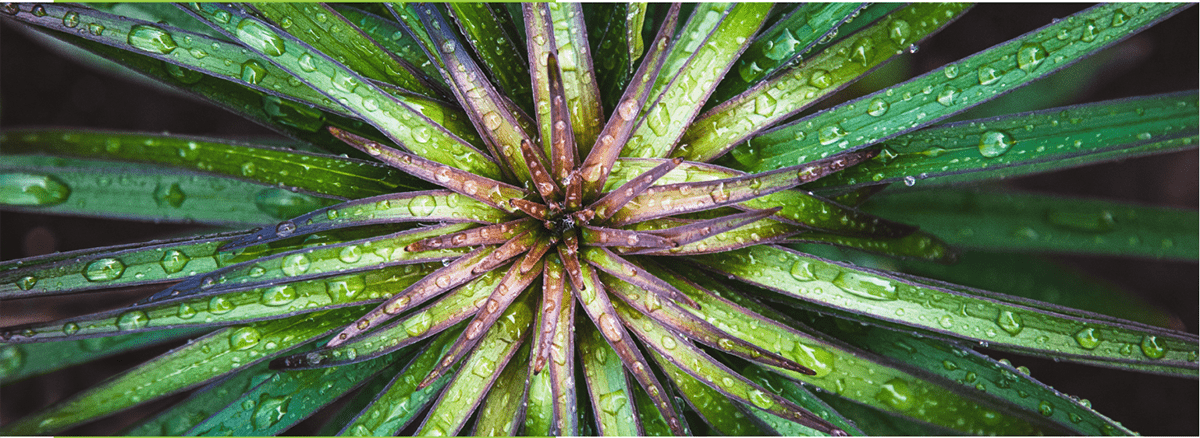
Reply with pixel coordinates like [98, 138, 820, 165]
[0, 173, 72, 206]
[978, 130, 1014, 157]
[230, 327, 262, 350]
[116, 310, 150, 331]
[84, 258, 126, 282]
[127, 25, 178, 55]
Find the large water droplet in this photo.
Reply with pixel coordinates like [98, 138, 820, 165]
[261, 285, 296, 307]
[748, 388, 774, 409]
[236, 19, 286, 57]
[808, 69, 832, 89]
[281, 253, 311, 276]
[339, 245, 361, 264]
[599, 390, 628, 415]
[62, 11, 79, 28]
[977, 65, 1001, 85]
[230, 327, 262, 350]
[1037, 400, 1054, 417]
[404, 312, 432, 336]
[15, 276, 37, 291]
[62, 322, 80, 336]
[832, 271, 897, 301]
[888, 19, 912, 46]
[1139, 335, 1165, 359]
[875, 378, 912, 411]
[240, 60, 269, 85]
[0, 173, 71, 206]
[1074, 327, 1100, 349]
[867, 98, 889, 117]
[128, 25, 178, 55]
[254, 188, 325, 220]
[331, 71, 359, 93]
[597, 313, 622, 342]
[116, 310, 150, 331]
[177, 303, 198, 319]
[792, 343, 835, 378]
[1016, 43, 1048, 73]
[84, 258, 126, 282]
[209, 296, 236, 314]
[407, 195, 436, 217]
[978, 130, 1014, 158]
[297, 53, 318, 72]
[995, 310, 1023, 335]
[754, 93, 777, 116]
[818, 124, 848, 146]
[252, 396, 289, 430]
[160, 249, 190, 274]
[647, 103, 671, 136]
[936, 86, 958, 106]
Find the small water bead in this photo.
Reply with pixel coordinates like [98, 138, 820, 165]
[152, 182, 186, 208]
[748, 388, 774, 409]
[127, 25, 177, 55]
[888, 19, 912, 46]
[403, 312, 432, 337]
[1139, 335, 1165, 359]
[331, 71, 360, 93]
[817, 124, 848, 146]
[943, 63, 959, 79]
[0, 345, 23, 375]
[808, 69, 832, 89]
[1074, 327, 1100, 349]
[937, 86, 958, 106]
[1110, 9, 1128, 27]
[875, 378, 913, 411]
[116, 310, 150, 331]
[978, 130, 1014, 158]
[84, 258, 126, 282]
[62, 322, 80, 335]
[87, 23, 104, 36]
[62, 11, 79, 28]
[1038, 400, 1054, 417]
[240, 60, 269, 85]
[754, 93, 777, 116]
[0, 173, 72, 206]
[1080, 20, 1099, 42]
[338, 245, 362, 263]
[159, 249, 190, 274]
[407, 195, 436, 217]
[177, 303, 198, 319]
[297, 53, 318, 72]
[15, 276, 36, 291]
[832, 271, 897, 301]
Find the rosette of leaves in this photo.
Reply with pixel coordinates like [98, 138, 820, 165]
[1, 2, 1197, 436]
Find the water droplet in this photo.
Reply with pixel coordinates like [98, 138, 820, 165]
[0, 173, 72, 206]
[62, 11, 79, 28]
[482, 112, 502, 130]
[339, 245, 362, 263]
[230, 327, 262, 350]
[177, 303, 198, 319]
[938, 315, 954, 329]
[159, 249, 190, 274]
[62, 322, 80, 335]
[254, 188, 325, 220]
[597, 313, 622, 342]
[407, 195, 436, 217]
[252, 396, 289, 430]
[15, 276, 37, 291]
[942, 360, 958, 371]
[808, 69, 832, 89]
[978, 130, 1014, 158]
[1080, 20, 1099, 42]
[818, 124, 847, 146]
[1111, 10, 1128, 27]
[936, 86, 958, 106]
[875, 378, 912, 411]
[281, 253, 311, 276]
[867, 98, 889, 116]
[261, 285, 296, 306]
[127, 24, 177, 55]
[236, 19, 286, 57]
[240, 60, 269, 85]
[599, 390, 628, 415]
[472, 358, 496, 378]
[888, 19, 912, 45]
[1140, 335, 1165, 359]
[849, 37, 875, 66]
[977, 65, 1001, 85]
[84, 258, 126, 282]
[943, 63, 959, 79]
[298, 53, 318, 72]
[116, 310, 150, 331]
[995, 310, 1023, 335]
[165, 63, 203, 84]
[0, 345, 23, 375]
[748, 388, 774, 409]
[617, 99, 638, 120]
[331, 71, 359, 93]
[647, 103, 671, 136]
[1016, 43, 1048, 73]
[152, 182, 186, 208]
[1074, 327, 1100, 349]
[208, 296, 237, 315]
[1038, 400, 1054, 416]
[832, 271, 897, 301]
[275, 221, 297, 238]
[87, 23, 105, 36]
[754, 93, 777, 116]
[404, 312, 432, 336]
[661, 335, 677, 350]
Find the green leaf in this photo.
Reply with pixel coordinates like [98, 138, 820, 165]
[121, 360, 273, 436]
[331, 4, 448, 89]
[809, 91, 1200, 190]
[861, 188, 1199, 260]
[788, 229, 957, 263]
[804, 313, 1138, 435]
[0, 308, 363, 435]
[0, 155, 340, 226]
[577, 321, 642, 436]
[473, 342, 530, 436]
[0, 328, 203, 384]
[448, 4, 533, 115]
[648, 350, 766, 435]
[184, 3, 503, 180]
[741, 366, 864, 436]
[189, 346, 410, 436]
[338, 327, 463, 436]
[680, 3, 970, 162]
[746, 3, 1188, 172]
[586, 3, 648, 110]
[713, 3, 865, 101]
[417, 290, 534, 436]
[1, 129, 424, 199]
[623, 3, 772, 159]
[691, 245, 1199, 376]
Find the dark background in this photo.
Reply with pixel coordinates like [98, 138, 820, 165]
[2, 4, 1197, 435]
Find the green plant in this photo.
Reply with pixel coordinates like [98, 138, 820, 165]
[1, 2, 1196, 435]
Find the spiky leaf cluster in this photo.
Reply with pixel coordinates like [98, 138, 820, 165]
[1, 3, 1197, 436]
